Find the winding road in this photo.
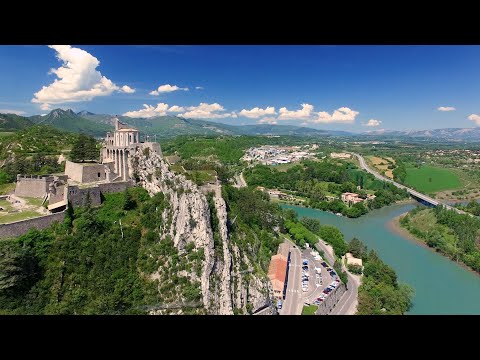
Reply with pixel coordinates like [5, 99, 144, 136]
[351, 152, 467, 215]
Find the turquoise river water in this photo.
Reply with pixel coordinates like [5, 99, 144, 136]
[282, 203, 480, 314]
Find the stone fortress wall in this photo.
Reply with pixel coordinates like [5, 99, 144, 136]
[3, 117, 161, 238]
[315, 282, 346, 315]
[0, 211, 66, 239]
[15, 175, 52, 198]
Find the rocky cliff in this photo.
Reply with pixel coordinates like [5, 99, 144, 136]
[132, 147, 272, 314]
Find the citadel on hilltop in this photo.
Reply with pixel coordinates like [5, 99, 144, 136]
[14, 118, 161, 213]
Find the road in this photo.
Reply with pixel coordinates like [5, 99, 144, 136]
[279, 240, 303, 315]
[351, 152, 468, 215]
[234, 171, 247, 188]
[329, 271, 359, 315]
[315, 238, 359, 315]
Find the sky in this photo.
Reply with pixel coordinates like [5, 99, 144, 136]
[1, 45, 480, 132]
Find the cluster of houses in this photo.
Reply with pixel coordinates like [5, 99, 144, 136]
[241, 145, 316, 165]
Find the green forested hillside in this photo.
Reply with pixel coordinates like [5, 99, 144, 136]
[0, 187, 205, 315]
[0, 113, 33, 131]
[30, 109, 113, 137]
[0, 126, 78, 184]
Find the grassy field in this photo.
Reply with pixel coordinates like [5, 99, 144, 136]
[301, 305, 318, 315]
[0, 199, 14, 212]
[404, 166, 462, 193]
[269, 162, 302, 172]
[366, 155, 395, 179]
[402, 208, 457, 249]
[0, 210, 42, 224]
[186, 170, 217, 185]
[0, 182, 15, 195]
[0, 132, 14, 138]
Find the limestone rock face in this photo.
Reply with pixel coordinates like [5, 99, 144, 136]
[133, 149, 272, 315]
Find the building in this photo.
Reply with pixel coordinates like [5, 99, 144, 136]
[267, 254, 288, 299]
[15, 117, 162, 213]
[341, 192, 364, 206]
[330, 152, 352, 159]
[345, 252, 363, 267]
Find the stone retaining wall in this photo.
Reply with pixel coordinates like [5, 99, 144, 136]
[316, 282, 346, 315]
[0, 211, 65, 239]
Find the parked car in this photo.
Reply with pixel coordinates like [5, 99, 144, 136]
[321, 262, 328, 267]
[277, 300, 283, 309]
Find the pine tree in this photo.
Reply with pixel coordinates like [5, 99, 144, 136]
[70, 134, 98, 163]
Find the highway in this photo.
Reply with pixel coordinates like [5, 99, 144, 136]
[351, 152, 468, 215]
[279, 240, 303, 315]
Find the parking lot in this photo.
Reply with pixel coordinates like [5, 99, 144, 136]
[301, 247, 341, 307]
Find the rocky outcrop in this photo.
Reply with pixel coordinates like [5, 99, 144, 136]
[133, 148, 273, 315]
[134, 149, 215, 309]
[213, 190, 234, 314]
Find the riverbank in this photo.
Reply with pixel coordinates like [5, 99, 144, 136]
[388, 212, 480, 277]
[387, 213, 431, 250]
[281, 203, 480, 314]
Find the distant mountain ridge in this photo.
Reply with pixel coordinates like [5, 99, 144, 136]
[29, 109, 112, 137]
[25, 109, 351, 138]
[362, 127, 480, 140]
[3, 109, 480, 140]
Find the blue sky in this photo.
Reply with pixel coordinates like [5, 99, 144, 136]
[1, 45, 480, 132]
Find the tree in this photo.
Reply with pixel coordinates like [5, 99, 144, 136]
[70, 134, 98, 163]
[123, 188, 136, 210]
[300, 217, 321, 234]
[348, 237, 367, 259]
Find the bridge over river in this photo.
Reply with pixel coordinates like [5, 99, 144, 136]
[350, 152, 469, 216]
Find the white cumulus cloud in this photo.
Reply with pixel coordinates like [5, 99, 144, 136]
[468, 114, 480, 126]
[179, 103, 236, 119]
[120, 85, 135, 93]
[0, 109, 26, 115]
[364, 119, 382, 127]
[168, 105, 185, 112]
[195, 86, 204, 90]
[314, 107, 359, 124]
[239, 106, 276, 119]
[149, 84, 189, 95]
[32, 45, 133, 110]
[257, 117, 278, 125]
[123, 103, 170, 118]
[278, 103, 314, 120]
[438, 106, 456, 112]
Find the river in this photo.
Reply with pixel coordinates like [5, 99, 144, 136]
[282, 203, 480, 314]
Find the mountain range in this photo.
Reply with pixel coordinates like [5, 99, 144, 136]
[23, 109, 350, 138]
[2, 109, 480, 141]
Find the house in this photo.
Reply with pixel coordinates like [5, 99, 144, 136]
[341, 192, 364, 206]
[345, 252, 363, 267]
[267, 254, 288, 299]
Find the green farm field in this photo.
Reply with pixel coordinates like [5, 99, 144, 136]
[404, 166, 462, 193]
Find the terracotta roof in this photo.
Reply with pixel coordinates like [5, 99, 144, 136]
[268, 254, 287, 292]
